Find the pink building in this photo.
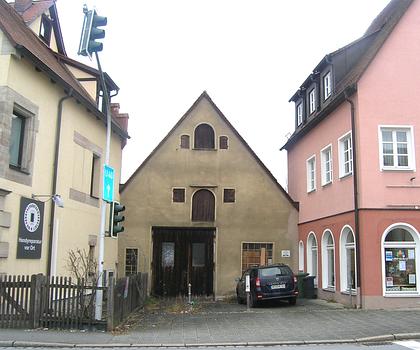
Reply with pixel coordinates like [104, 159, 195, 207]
[282, 0, 420, 309]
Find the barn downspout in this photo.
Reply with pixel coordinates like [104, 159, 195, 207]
[344, 87, 362, 309]
[47, 89, 73, 276]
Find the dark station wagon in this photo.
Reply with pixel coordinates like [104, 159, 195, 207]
[236, 264, 298, 307]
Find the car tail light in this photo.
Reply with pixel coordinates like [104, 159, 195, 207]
[255, 277, 261, 287]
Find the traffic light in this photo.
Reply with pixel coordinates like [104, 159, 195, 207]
[110, 201, 125, 237]
[78, 7, 107, 58]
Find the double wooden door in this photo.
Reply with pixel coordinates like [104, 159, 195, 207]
[152, 227, 214, 297]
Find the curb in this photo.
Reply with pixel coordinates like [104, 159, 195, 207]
[1, 333, 420, 348]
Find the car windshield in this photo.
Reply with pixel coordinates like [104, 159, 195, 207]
[260, 266, 291, 277]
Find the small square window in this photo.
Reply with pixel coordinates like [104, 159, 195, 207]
[223, 189, 235, 203]
[219, 136, 228, 149]
[173, 188, 185, 203]
[180, 135, 190, 149]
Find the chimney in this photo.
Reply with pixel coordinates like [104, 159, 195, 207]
[110, 103, 129, 149]
[14, 0, 32, 13]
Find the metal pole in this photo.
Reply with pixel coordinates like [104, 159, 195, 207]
[94, 51, 112, 320]
[188, 283, 192, 304]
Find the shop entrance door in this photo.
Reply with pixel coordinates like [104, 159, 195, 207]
[152, 227, 214, 296]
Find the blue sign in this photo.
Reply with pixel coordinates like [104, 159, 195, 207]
[385, 250, 393, 262]
[103, 165, 114, 202]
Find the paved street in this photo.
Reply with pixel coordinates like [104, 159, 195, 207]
[1, 298, 420, 347]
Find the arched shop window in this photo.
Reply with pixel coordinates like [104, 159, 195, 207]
[340, 226, 356, 293]
[322, 230, 335, 289]
[307, 232, 318, 286]
[382, 224, 419, 295]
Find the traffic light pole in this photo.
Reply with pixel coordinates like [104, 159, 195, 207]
[94, 51, 111, 321]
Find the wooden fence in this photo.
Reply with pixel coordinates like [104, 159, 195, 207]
[0, 273, 147, 331]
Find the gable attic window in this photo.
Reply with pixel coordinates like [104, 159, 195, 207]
[39, 14, 52, 45]
[219, 136, 228, 149]
[180, 135, 190, 149]
[309, 89, 316, 114]
[296, 102, 303, 126]
[323, 71, 332, 100]
[194, 123, 215, 149]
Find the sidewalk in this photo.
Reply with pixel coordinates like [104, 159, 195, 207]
[1, 299, 420, 347]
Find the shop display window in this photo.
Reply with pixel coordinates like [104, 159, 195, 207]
[383, 227, 417, 294]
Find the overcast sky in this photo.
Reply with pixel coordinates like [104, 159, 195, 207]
[56, 0, 390, 187]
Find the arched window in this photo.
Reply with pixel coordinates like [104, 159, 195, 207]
[307, 233, 318, 286]
[180, 135, 190, 149]
[322, 230, 335, 289]
[340, 226, 356, 293]
[194, 124, 215, 149]
[192, 189, 215, 221]
[382, 224, 419, 295]
[298, 241, 304, 271]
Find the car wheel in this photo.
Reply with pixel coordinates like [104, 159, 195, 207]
[289, 297, 297, 306]
[236, 292, 243, 304]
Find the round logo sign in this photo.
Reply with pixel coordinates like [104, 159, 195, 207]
[24, 203, 41, 233]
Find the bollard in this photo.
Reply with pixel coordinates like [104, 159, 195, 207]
[188, 283, 192, 304]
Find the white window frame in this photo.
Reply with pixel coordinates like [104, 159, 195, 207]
[338, 131, 353, 178]
[321, 229, 335, 290]
[306, 155, 316, 193]
[320, 144, 333, 186]
[309, 89, 316, 114]
[297, 103, 303, 126]
[307, 232, 318, 287]
[378, 125, 415, 171]
[340, 225, 357, 294]
[381, 223, 419, 296]
[323, 71, 332, 100]
[298, 240, 304, 271]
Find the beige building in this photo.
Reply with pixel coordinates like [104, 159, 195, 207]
[119, 92, 298, 298]
[0, 0, 128, 277]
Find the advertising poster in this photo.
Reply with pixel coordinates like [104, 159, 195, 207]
[409, 274, 416, 285]
[408, 249, 415, 260]
[386, 277, 393, 287]
[16, 197, 44, 259]
[399, 260, 406, 271]
[385, 250, 393, 261]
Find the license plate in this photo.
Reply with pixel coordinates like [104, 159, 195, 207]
[271, 284, 285, 290]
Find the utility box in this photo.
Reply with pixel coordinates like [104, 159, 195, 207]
[296, 272, 309, 298]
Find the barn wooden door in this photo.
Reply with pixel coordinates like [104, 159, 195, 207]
[152, 227, 214, 297]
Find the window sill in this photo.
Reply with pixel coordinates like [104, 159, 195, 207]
[9, 165, 30, 175]
[321, 181, 332, 187]
[339, 172, 353, 180]
[307, 188, 316, 194]
[322, 287, 336, 293]
[341, 290, 357, 296]
[192, 148, 217, 151]
[384, 292, 419, 297]
[381, 167, 415, 172]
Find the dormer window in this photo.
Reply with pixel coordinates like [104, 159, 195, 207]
[323, 71, 332, 100]
[39, 14, 52, 45]
[296, 103, 303, 126]
[309, 89, 316, 114]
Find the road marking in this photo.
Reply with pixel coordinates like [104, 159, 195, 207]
[395, 340, 420, 350]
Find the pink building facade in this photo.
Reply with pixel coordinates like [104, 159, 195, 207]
[283, 0, 420, 309]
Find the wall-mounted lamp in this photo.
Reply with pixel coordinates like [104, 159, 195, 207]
[31, 194, 64, 208]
